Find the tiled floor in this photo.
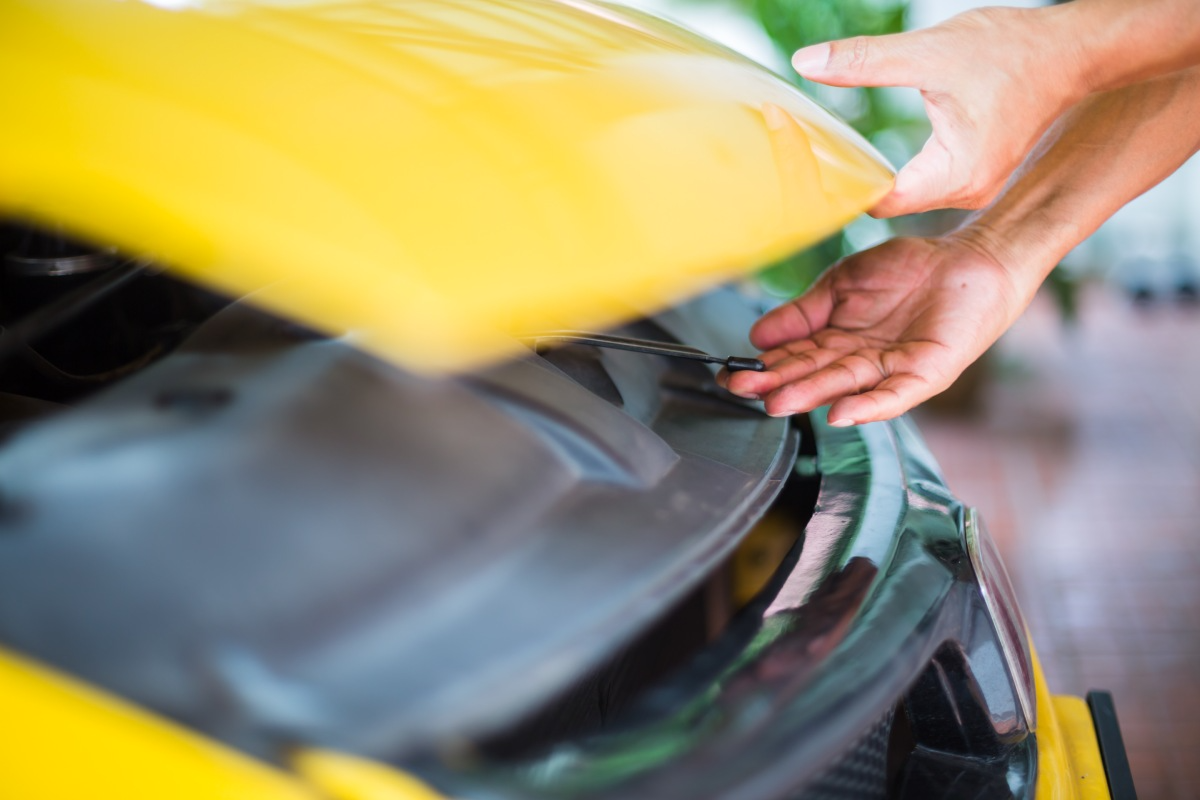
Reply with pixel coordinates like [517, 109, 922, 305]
[916, 284, 1200, 798]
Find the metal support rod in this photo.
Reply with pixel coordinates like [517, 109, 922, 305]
[522, 330, 765, 372]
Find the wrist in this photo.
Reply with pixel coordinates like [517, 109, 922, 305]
[960, 65, 1200, 291]
[1037, 3, 1101, 103]
[950, 206, 1081, 308]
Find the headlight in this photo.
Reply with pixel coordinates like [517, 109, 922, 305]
[964, 508, 1036, 730]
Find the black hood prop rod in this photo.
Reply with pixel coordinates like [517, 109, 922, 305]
[522, 330, 765, 372]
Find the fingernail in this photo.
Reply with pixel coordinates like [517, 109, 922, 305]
[767, 409, 791, 418]
[792, 43, 830, 75]
[828, 418, 855, 428]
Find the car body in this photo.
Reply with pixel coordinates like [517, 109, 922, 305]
[0, 1, 1132, 798]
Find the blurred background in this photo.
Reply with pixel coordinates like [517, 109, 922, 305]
[625, 0, 1200, 795]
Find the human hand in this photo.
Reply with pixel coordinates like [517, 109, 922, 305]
[719, 236, 1024, 425]
[728, 49, 1200, 428]
[792, 6, 1087, 217]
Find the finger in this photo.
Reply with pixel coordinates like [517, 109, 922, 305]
[727, 340, 841, 399]
[762, 353, 888, 417]
[826, 372, 943, 425]
[723, 368, 782, 399]
[758, 339, 819, 369]
[761, 343, 850, 386]
[791, 31, 928, 88]
[749, 284, 834, 350]
[721, 339, 821, 397]
[724, 340, 830, 398]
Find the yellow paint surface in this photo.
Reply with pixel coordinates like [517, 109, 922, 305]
[291, 749, 450, 800]
[1033, 646, 1112, 800]
[0, 647, 321, 800]
[0, 0, 892, 372]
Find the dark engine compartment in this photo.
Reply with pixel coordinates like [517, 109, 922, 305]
[0, 222, 226, 409]
[0, 220, 803, 765]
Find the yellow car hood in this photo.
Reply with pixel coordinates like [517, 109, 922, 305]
[0, 0, 892, 372]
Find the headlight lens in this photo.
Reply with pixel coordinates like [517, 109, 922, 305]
[964, 508, 1036, 730]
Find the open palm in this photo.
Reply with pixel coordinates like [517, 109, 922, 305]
[721, 236, 1021, 425]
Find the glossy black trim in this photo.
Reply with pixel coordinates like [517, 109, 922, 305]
[425, 416, 1037, 799]
[1087, 691, 1137, 800]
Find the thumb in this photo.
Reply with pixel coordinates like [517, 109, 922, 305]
[869, 142, 953, 217]
[792, 31, 927, 88]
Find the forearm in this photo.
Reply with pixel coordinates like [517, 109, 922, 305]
[956, 66, 1200, 307]
[1061, 0, 1200, 93]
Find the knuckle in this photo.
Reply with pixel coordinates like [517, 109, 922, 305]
[784, 340, 815, 355]
[833, 36, 872, 74]
[951, 6, 1010, 33]
[876, 386, 904, 404]
[783, 351, 820, 371]
[842, 351, 876, 376]
[828, 360, 858, 382]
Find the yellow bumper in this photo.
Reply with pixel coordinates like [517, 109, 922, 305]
[1033, 648, 1114, 800]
